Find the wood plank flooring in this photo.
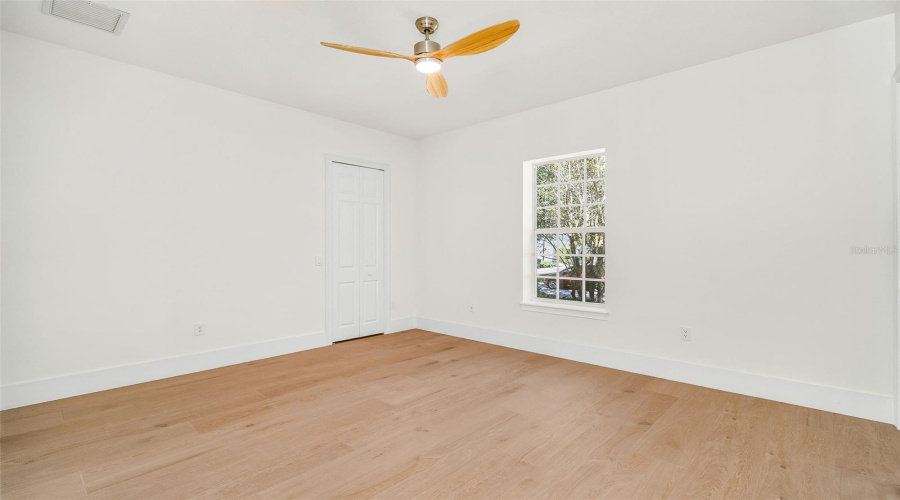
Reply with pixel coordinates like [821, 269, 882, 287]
[2, 329, 899, 499]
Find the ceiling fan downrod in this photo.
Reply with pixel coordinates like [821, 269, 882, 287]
[414, 16, 441, 55]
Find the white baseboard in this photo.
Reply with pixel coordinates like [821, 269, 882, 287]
[387, 317, 416, 333]
[0, 331, 330, 411]
[4, 317, 894, 426]
[417, 317, 896, 425]
[1, 318, 417, 411]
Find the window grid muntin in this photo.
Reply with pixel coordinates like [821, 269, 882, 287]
[532, 154, 606, 305]
[535, 255, 606, 282]
[534, 152, 607, 171]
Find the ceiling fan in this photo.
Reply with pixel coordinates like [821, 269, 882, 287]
[320, 17, 520, 98]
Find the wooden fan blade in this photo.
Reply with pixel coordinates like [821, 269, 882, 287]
[433, 20, 519, 60]
[426, 72, 448, 98]
[320, 42, 414, 61]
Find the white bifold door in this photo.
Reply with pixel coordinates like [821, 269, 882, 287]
[330, 162, 385, 342]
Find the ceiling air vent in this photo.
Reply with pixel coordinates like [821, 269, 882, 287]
[41, 0, 130, 35]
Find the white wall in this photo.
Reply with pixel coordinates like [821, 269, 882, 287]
[895, 9, 900, 69]
[0, 32, 417, 387]
[417, 16, 896, 399]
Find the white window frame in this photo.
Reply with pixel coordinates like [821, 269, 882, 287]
[520, 148, 609, 320]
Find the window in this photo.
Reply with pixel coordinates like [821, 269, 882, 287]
[522, 150, 607, 319]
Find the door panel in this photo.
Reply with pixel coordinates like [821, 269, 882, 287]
[338, 201, 356, 268]
[338, 282, 357, 327]
[332, 164, 360, 342]
[358, 168, 384, 336]
[362, 280, 378, 323]
[330, 161, 385, 342]
[362, 203, 377, 267]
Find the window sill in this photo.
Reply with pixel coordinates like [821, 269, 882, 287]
[519, 300, 609, 320]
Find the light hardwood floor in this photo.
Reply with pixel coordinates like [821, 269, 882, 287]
[2, 329, 899, 499]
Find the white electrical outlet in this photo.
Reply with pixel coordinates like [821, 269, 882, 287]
[469, 303, 475, 313]
[194, 323, 206, 336]
[391, 301, 397, 310]
[680, 327, 692, 341]
[315, 256, 323, 267]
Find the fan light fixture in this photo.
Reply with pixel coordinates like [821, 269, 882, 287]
[320, 17, 520, 98]
[415, 57, 442, 74]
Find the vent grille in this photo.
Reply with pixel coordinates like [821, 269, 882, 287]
[41, 0, 130, 35]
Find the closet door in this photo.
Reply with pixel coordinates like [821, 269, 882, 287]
[330, 162, 385, 342]
[358, 168, 384, 337]
[332, 163, 361, 342]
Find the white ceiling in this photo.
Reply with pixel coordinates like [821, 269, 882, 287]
[2, 1, 896, 138]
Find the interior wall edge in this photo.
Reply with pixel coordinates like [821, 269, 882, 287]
[894, 7, 900, 430]
[386, 316, 417, 334]
[416, 317, 896, 425]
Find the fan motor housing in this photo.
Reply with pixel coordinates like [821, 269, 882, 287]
[414, 39, 440, 55]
